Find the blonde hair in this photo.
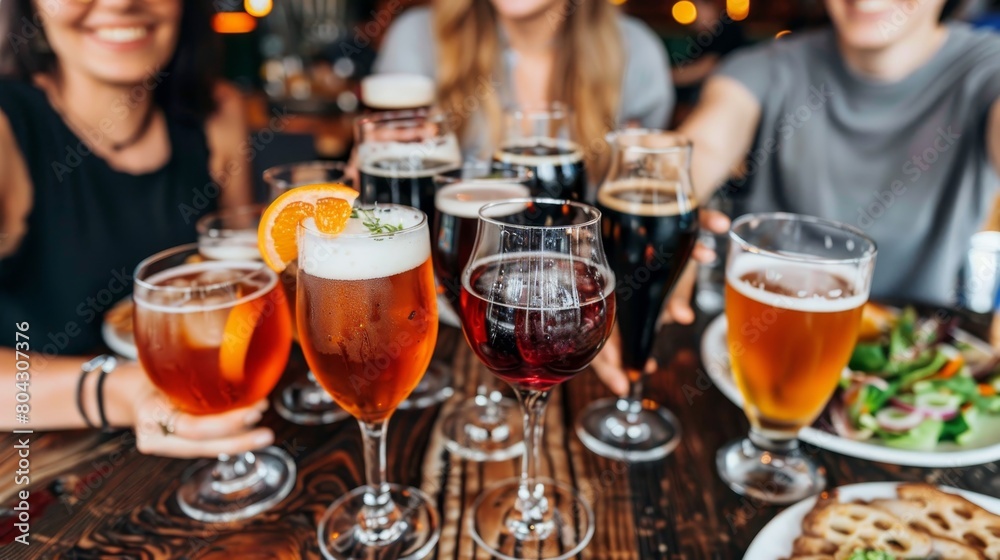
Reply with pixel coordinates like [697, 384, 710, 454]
[434, 0, 624, 175]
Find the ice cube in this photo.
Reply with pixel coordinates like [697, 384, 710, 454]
[182, 301, 230, 349]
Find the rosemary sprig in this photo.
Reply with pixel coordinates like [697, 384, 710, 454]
[350, 208, 405, 235]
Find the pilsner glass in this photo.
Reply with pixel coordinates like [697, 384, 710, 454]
[493, 103, 587, 202]
[432, 163, 531, 461]
[133, 245, 294, 522]
[717, 213, 876, 504]
[576, 130, 699, 462]
[263, 161, 350, 425]
[461, 199, 616, 559]
[355, 110, 461, 408]
[298, 205, 441, 559]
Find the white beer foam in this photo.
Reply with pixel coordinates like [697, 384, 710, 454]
[726, 254, 868, 313]
[136, 261, 276, 313]
[359, 136, 461, 179]
[597, 178, 697, 217]
[493, 137, 584, 166]
[360, 73, 435, 109]
[300, 209, 430, 281]
[434, 182, 531, 218]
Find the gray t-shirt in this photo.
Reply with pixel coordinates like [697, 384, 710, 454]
[373, 7, 674, 157]
[718, 24, 1000, 305]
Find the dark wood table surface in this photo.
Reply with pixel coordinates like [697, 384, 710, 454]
[3, 311, 1000, 559]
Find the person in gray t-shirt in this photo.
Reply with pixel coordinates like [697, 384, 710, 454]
[594, 0, 1000, 394]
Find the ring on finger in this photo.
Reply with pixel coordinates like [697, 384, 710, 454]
[159, 408, 181, 436]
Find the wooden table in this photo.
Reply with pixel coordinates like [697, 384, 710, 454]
[3, 312, 1000, 559]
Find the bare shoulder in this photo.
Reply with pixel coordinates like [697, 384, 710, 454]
[0, 107, 34, 258]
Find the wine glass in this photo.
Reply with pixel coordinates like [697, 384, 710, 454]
[576, 130, 699, 462]
[133, 244, 294, 521]
[717, 213, 877, 504]
[196, 204, 266, 261]
[298, 205, 441, 559]
[460, 199, 616, 559]
[432, 162, 531, 461]
[263, 161, 350, 425]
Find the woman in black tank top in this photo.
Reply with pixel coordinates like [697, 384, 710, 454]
[0, 0, 274, 458]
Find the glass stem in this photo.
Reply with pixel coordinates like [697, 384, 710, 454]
[211, 452, 266, 495]
[515, 389, 551, 523]
[360, 420, 397, 534]
[622, 368, 645, 424]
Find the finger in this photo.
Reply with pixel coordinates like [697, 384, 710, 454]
[592, 328, 629, 397]
[699, 209, 731, 234]
[172, 401, 270, 441]
[663, 263, 698, 326]
[137, 427, 275, 459]
[691, 243, 716, 264]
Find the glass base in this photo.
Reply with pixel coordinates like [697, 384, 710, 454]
[470, 477, 594, 560]
[273, 371, 349, 425]
[397, 362, 454, 410]
[575, 397, 682, 462]
[318, 483, 440, 560]
[441, 397, 524, 462]
[715, 435, 826, 505]
[176, 446, 296, 522]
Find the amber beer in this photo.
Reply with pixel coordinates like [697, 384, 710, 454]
[725, 262, 866, 436]
[296, 206, 439, 423]
[134, 260, 293, 415]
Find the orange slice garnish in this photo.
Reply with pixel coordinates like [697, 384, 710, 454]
[219, 295, 267, 384]
[257, 183, 358, 272]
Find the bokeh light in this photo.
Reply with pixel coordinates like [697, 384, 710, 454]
[212, 12, 257, 34]
[775, 30, 792, 39]
[672, 1, 698, 25]
[244, 0, 273, 18]
[727, 0, 750, 21]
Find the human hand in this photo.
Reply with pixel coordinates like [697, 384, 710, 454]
[592, 209, 730, 394]
[110, 363, 275, 459]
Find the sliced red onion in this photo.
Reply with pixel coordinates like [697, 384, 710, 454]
[914, 393, 961, 421]
[876, 406, 925, 433]
[889, 395, 960, 421]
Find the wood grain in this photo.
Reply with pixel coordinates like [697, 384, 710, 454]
[3, 316, 999, 559]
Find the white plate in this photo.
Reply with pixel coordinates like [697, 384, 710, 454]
[701, 314, 1000, 468]
[744, 481, 1000, 560]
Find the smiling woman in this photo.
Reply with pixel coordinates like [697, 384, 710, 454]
[0, 0, 265, 462]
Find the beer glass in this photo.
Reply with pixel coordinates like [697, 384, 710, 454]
[196, 204, 265, 261]
[493, 103, 587, 202]
[462, 199, 615, 559]
[576, 130, 699, 462]
[355, 109, 461, 408]
[133, 245, 294, 522]
[433, 163, 531, 461]
[298, 205, 441, 559]
[355, 108, 462, 214]
[264, 161, 351, 425]
[718, 213, 876, 504]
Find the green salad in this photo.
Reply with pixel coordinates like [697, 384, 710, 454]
[847, 550, 897, 560]
[831, 306, 1000, 450]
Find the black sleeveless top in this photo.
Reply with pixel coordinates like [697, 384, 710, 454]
[0, 78, 218, 355]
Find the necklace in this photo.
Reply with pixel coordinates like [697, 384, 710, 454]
[51, 93, 158, 153]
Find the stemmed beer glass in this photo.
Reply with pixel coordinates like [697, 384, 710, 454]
[460, 199, 616, 559]
[718, 213, 876, 504]
[297, 205, 441, 559]
[576, 130, 699, 461]
[133, 245, 294, 522]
